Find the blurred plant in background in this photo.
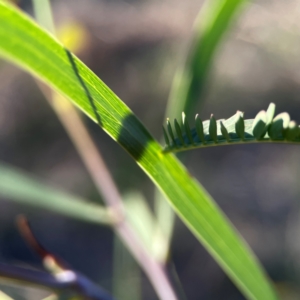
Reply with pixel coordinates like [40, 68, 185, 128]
[0, 0, 300, 300]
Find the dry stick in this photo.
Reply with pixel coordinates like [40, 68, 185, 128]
[16, 215, 67, 271]
[11, 215, 115, 300]
[37, 84, 178, 300]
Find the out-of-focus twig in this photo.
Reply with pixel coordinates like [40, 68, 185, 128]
[32, 1, 178, 299]
[16, 215, 67, 272]
[39, 87, 125, 220]
[37, 56, 178, 300]
[12, 215, 115, 300]
[42, 68, 178, 300]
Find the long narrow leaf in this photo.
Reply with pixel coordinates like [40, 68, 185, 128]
[0, 163, 112, 224]
[0, 3, 277, 299]
[166, 0, 247, 119]
[157, 0, 249, 255]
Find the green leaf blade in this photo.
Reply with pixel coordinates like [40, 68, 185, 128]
[195, 114, 205, 144]
[221, 121, 231, 142]
[166, 0, 248, 120]
[174, 118, 185, 146]
[268, 112, 290, 140]
[266, 103, 276, 125]
[182, 112, 194, 145]
[0, 163, 112, 224]
[252, 111, 267, 140]
[235, 112, 245, 140]
[0, 3, 278, 299]
[285, 121, 298, 141]
[209, 114, 218, 143]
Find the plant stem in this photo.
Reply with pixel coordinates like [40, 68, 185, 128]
[32, 2, 178, 299]
[38, 79, 178, 300]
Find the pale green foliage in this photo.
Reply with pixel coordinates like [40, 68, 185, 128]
[163, 103, 300, 153]
[166, 0, 248, 119]
[0, 2, 279, 299]
[0, 163, 112, 224]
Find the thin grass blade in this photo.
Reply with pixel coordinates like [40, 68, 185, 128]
[0, 163, 112, 224]
[166, 0, 248, 119]
[0, 4, 278, 299]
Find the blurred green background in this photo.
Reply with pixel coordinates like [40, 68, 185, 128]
[1, 0, 300, 299]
